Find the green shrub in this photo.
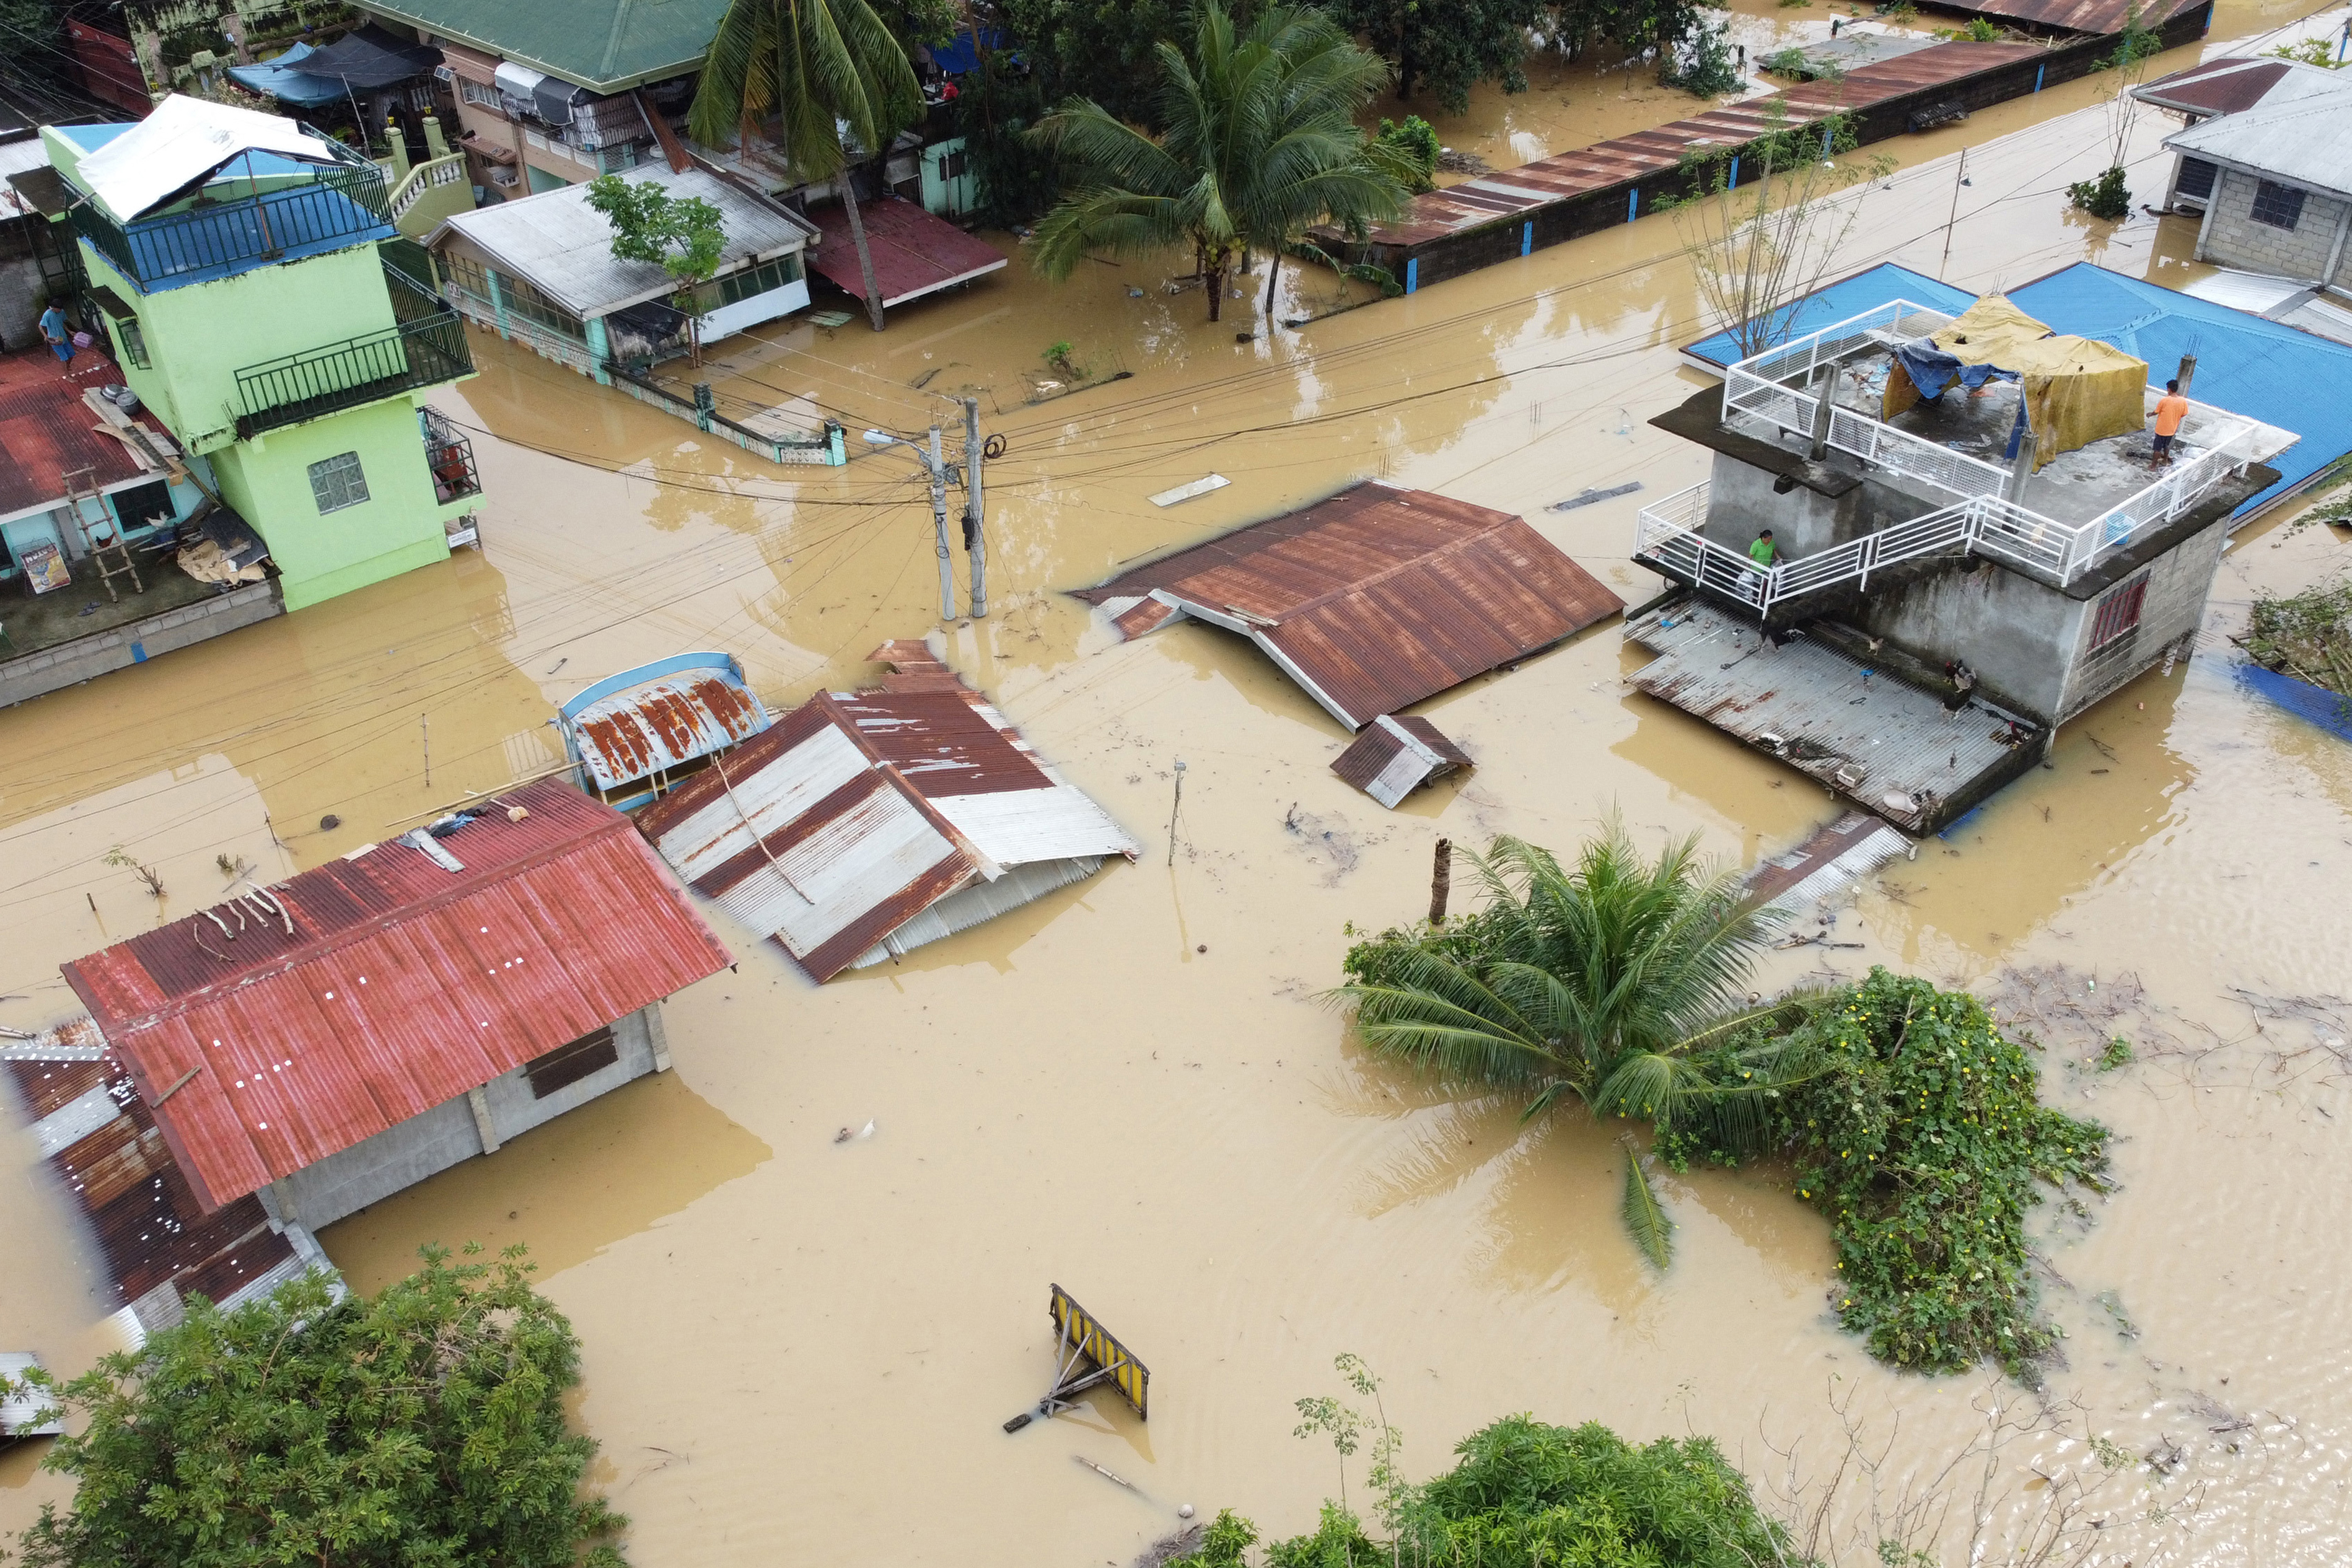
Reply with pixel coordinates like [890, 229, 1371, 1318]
[1376, 115, 1442, 193]
[2068, 165, 2131, 219]
[1966, 15, 2002, 38]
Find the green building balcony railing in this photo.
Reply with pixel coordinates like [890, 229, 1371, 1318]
[233, 263, 474, 439]
[71, 136, 392, 293]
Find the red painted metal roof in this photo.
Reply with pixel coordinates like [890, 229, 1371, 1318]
[1077, 482, 1623, 729]
[1958, 0, 2200, 33]
[59, 778, 733, 1211]
[2133, 56, 2329, 117]
[808, 196, 1007, 308]
[0, 349, 151, 515]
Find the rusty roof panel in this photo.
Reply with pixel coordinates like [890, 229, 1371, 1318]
[1958, 0, 2198, 32]
[1078, 481, 1621, 729]
[1350, 43, 2047, 248]
[58, 777, 732, 1211]
[1332, 715, 1473, 807]
[0, 350, 153, 514]
[561, 660, 771, 791]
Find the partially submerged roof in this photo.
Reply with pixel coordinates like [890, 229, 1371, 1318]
[559, 651, 771, 792]
[1332, 716, 1474, 808]
[806, 197, 1006, 309]
[72, 94, 334, 222]
[59, 779, 732, 1212]
[1681, 262, 1976, 372]
[352, 0, 732, 93]
[1744, 813, 1911, 914]
[2132, 55, 2350, 118]
[1076, 481, 1624, 730]
[2161, 84, 2352, 198]
[636, 679, 1138, 982]
[1, 1352, 64, 1439]
[1946, 0, 2201, 33]
[434, 164, 817, 320]
[0, 350, 162, 519]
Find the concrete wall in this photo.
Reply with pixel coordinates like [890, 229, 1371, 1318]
[1852, 557, 2084, 722]
[2052, 518, 2228, 721]
[208, 395, 452, 612]
[2196, 168, 2352, 283]
[0, 578, 283, 709]
[1702, 451, 1858, 556]
[260, 1004, 670, 1233]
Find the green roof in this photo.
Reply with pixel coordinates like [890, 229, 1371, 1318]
[357, 0, 734, 93]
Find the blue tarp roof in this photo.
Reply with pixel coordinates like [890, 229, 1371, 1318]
[2009, 264, 2350, 517]
[227, 44, 351, 108]
[1680, 263, 1976, 370]
[925, 28, 1005, 76]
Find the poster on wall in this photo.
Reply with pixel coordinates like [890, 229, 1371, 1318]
[20, 540, 71, 594]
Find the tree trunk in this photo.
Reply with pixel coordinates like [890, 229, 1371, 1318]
[1263, 248, 1281, 317]
[840, 163, 887, 333]
[1206, 257, 1223, 322]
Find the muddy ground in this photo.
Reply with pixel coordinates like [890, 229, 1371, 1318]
[4, 3, 2350, 1562]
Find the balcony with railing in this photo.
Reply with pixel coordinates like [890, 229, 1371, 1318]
[71, 136, 393, 294]
[233, 262, 474, 439]
[1688, 299, 2278, 606]
[421, 406, 481, 504]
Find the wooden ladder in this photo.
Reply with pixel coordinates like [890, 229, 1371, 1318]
[62, 467, 141, 603]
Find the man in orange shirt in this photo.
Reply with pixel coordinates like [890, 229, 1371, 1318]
[2151, 378, 2189, 468]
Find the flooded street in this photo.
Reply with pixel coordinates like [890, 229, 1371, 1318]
[6, 2, 2351, 1559]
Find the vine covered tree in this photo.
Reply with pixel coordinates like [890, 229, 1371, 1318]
[2, 1245, 626, 1568]
[1030, 0, 1412, 322]
[691, 0, 923, 331]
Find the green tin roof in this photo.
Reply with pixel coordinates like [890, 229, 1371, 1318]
[357, 0, 733, 93]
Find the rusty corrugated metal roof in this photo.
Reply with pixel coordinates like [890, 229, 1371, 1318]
[2133, 56, 2293, 116]
[1349, 43, 2045, 249]
[58, 777, 734, 1211]
[1332, 716, 1473, 808]
[637, 686, 1138, 980]
[560, 654, 771, 791]
[0, 350, 152, 515]
[865, 639, 971, 691]
[1078, 481, 1622, 729]
[1960, 0, 2200, 34]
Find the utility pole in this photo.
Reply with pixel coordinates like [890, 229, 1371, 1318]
[961, 396, 987, 619]
[1938, 151, 1967, 279]
[926, 425, 954, 620]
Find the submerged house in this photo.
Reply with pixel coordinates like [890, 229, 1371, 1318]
[558, 650, 773, 812]
[1076, 481, 1625, 731]
[636, 647, 1138, 981]
[37, 95, 485, 613]
[1631, 291, 2294, 833]
[40, 777, 730, 1335]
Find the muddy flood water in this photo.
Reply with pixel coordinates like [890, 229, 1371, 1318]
[5, 5, 2350, 1562]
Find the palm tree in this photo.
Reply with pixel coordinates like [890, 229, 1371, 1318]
[1029, 1, 1411, 323]
[1332, 822, 1818, 1268]
[691, 0, 921, 331]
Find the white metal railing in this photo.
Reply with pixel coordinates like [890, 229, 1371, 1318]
[1824, 405, 2006, 499]
[1722, 297, 1962, 458]
[1635, 452, 2250, 613]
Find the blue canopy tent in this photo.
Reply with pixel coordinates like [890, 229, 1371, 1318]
[226, 43, 346, 108]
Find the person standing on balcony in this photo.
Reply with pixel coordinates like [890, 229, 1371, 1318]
[2151, 379, 2188, 469]
[39, 300, 74, 365]
[1749, 528, 1777, 569]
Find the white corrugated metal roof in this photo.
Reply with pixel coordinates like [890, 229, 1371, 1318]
[2179, 266, 2309, 315]
[76, 95, 333, 221]
[434, 163, 818, 319]
[2163, 87, 2352, 198]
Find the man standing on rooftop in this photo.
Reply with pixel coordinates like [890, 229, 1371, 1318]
[38, 299, 73, 364]
[2151, 378, 2188, 469]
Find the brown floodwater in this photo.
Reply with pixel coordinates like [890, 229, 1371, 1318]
[4, 6, 2350, 1561]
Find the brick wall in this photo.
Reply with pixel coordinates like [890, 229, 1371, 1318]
[2201, 169, 2351, 281]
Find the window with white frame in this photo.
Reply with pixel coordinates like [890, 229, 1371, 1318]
[308, 451, 371, 514]
[458, 77, 502, 112]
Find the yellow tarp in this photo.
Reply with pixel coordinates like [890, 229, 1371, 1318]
[1879, 294, 2147, 470]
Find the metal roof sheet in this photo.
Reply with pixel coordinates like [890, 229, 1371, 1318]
[1078, 481, 1623, 729]
[807, 197, 1007, 308]
[354, 0, 733, 92]
[1954, 0, 2200, 28]
[58, 779, 732, 1211]
[435, 164, 817, 318]
[561, 654, 771, 790]
[1332, 716, 1473, 808]
[636, 685, 1138, 980]
[2161, 88, 2352, 198]
[75, 94, 333, 222]
[0, 350, 154, 516]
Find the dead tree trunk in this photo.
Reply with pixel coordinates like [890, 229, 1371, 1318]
[1429, 838, 1451, 926]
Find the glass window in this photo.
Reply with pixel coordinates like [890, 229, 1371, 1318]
[308, 450, 371, 514]
[459, 78, 502, 112]
[111, 314, 149, 369]
[2250, 180, 2306, 231]
[2174, 158, 2215, 201]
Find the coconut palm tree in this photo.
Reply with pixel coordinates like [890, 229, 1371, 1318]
[691, 0, 921, 331]
[1332, 822, 1819, 1268]
[1029, 0, 1411, 323]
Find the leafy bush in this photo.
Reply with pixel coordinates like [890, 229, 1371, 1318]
[2067, 165, 2130, 219]
[1672, 969, 2110, 1376]
[1376, 115, 1442, 193]
[2263, 36, 2348, 67]
[1660, 15, 1744, 95]
[1762, 45, 1813, 74]
[1265, 1503, 1384, 1567]
[2247, 577, 2352, 698]
[1966, 15, 2002, 38]
[5, 1245, 626, 1568]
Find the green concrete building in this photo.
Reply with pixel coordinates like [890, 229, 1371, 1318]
[43, 95, 481, 612]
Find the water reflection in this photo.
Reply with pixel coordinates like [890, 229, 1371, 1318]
[320, 1070, 771, 1293]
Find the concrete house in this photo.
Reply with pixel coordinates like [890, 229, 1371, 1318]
[2133, 56, 2352, 294]
[1630, 290, 2294, 834]
[38, 95, 485, 612]
[56, 777, 733, 1246]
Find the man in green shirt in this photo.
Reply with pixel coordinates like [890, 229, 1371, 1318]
[1749, 529, 1776, 568]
